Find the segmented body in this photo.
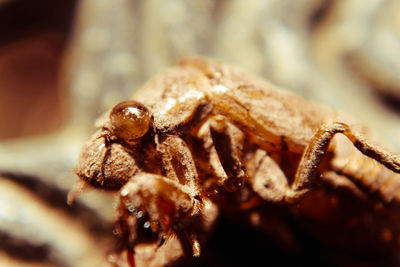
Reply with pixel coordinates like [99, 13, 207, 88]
[76, 57, 400, 266]
[134, 57, 400, 202]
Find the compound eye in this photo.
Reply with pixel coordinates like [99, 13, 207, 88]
[110, 101, 151, 142]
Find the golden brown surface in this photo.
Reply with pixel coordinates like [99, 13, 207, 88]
[76, 57, 400, 266]
[1, 1, 400, 267]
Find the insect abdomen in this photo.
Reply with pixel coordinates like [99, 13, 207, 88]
[337, 147, 400, 204]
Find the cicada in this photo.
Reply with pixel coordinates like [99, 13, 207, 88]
[74, 57, 400, 266]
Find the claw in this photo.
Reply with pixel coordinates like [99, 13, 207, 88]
[185, 231, 201, 257]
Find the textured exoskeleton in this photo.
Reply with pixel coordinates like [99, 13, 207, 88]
[75, 57, 400, 266]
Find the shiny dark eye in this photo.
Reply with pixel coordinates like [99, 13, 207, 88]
[110, 101, 151, 142]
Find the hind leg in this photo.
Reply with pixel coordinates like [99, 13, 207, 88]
[286, 122, 400, 203]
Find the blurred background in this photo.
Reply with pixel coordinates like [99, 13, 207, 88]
[0, 0, 400, 266]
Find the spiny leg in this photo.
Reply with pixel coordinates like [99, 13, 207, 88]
[117, 173, 203, 260]
[155, 135, 212, 257]
[286, 122, 400, 203]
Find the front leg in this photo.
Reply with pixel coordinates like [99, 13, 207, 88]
[154, 134, 218, 256]
[115, 173, 218, 264]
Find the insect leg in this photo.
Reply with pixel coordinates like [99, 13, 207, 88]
[206, 116, 288, 202]
[156, 135, 201, 195]
[208, 116, 248, 192]
[156, 135, 219, 256]
[286, 122, 400, 203]
[245, 149, 288, 203]
[175, 230, 201, 258]
[116, 173, 200, 258]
